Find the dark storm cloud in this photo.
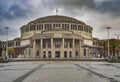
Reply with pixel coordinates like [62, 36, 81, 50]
[8, 5, 29, 18]
[0, 0, 32, 20]
[0, 0, 119, 21]
[0, 0, 120, 40]
[54, 0, 120, 16]
[54, 0, 95, 16]
[0, 0, 31, 20]
[0, 0, 55, 40]
[96, 0, 120, 15]
[0, 26, 5, 35]
[0, 0, 56, 21]
[53, 0, 120, 39]
[0, 0, 120, 21]
[55, 0, 95, 8]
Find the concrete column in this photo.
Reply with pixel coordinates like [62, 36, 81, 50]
[32, 40, 36, 58]
[79, 40, 83, 58]
[88, 48, 90, 58]
[72, 39, 75, 58]
[28, 25, 30, 32]
[51, 38, 54, 58]
[85, 48, 89, 58]
[61, 38, 64, 58]
[40, 39, 43, 58]
[26, 48, 28, 57]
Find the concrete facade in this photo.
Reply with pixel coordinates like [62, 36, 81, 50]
[20, 15, 93, 58]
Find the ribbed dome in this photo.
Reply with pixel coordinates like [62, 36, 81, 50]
[28, 15, 85, 25]
[20, 15, 93, 42]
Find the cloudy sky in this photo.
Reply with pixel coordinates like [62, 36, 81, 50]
[0, 0, 120, 41]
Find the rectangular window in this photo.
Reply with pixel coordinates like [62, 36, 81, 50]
[29, 49, 31, 55]
[81, 26, 83, 31]
[70, 42, 73, 48]
[43, 42, 46, 48]
[41, 24, 43, 30]
[64, 42, 68, 48]
[53, 24, 55, 28]
[84, 49, 86, 56]
[58, 24, 60, 27]
[55, 41, 61, 48]
[74, 25, 77, 30]
[78, 26, 80, 30]
[71, 25, 73, 30]
[48, 41, 51, 48]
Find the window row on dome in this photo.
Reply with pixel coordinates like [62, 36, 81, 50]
[21, 24, 92, 33]
[36, 19, 82, 24]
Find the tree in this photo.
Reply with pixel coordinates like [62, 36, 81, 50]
[99, 39, 120, 58]
[8, 48, 15, 57]
[109, 39, 116, 56]
[98, 40, 108, 57]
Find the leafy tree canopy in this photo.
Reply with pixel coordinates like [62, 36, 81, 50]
[8, 48, 15, 56]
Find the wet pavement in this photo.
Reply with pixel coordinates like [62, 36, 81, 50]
[0, 61, 120, 82]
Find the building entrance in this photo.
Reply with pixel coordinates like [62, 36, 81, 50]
[55, 51, 60, 58]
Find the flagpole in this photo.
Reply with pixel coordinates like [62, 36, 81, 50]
[56, 9, 58, 15]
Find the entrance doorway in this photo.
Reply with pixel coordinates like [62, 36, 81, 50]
[36, 50, 39, 56]
[75, 51, 78, 57]
[84, 49, 86, 56]
[48, 51, 51, 58]
[69, 51, 72, 58]
[43, 51, 46, 58]
[55, 51, 60, 58]
[64, 51, 67, 58]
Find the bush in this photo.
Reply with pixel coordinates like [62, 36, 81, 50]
[0, 57, 4, 63]
[8, 48, 15, 57]
[112, 56, 120, 63]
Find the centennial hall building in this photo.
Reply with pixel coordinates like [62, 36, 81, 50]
[20, 15, 93, 58]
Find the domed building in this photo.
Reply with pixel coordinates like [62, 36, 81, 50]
[20, 15, 93, 58]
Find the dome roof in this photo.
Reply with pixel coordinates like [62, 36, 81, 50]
[28, 15, 85, 25]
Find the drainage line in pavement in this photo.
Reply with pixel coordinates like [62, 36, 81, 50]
[74, 64, 119, 82]
[13, 64, 44, 82]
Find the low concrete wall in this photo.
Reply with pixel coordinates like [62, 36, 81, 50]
[11, 58, 107, 62]
[112, 56, 120, 63]
[0, 57, 4, 63]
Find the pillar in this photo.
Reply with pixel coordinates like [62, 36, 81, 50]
[51, 38, 54, 58]
[61, 38, 64, 58]
[79, 40, 82, 58]
[32, 40, 36, 58]
[72, 39, 75, 58]
[40, 39, 43, 58]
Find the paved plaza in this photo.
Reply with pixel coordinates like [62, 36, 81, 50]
[0, 61, 120, 82]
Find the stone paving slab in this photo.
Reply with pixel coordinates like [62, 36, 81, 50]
[0, 61, 120, 82]
[23, 64, 109, 82]
[0, 62, 41, 82]
[76, 62, 120, 82]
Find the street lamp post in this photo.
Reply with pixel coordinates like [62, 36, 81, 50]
[4, 27, 9, 61]
[106, 27, 111, 61]
[115, 34, 120, 57]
